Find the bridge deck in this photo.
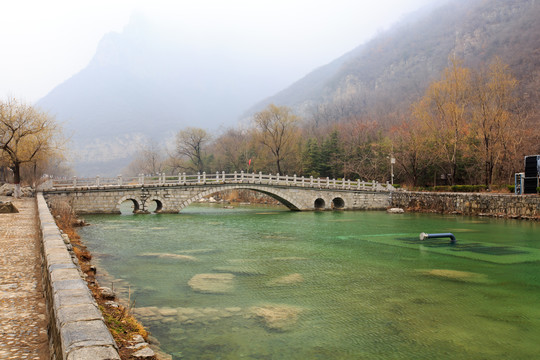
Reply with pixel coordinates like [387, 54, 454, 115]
[45, 172, 393, 192]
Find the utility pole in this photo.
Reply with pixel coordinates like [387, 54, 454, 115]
[390, 145, 395, 185]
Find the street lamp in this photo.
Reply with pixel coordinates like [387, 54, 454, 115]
[390, 156, 395, 185]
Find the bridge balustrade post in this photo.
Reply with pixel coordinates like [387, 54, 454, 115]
[203, 172, 206, 184]
[357, 179, 361, 190]
[276, 173, 280, 185]
[372, 180, 376, 190]
[333, 178, 336, 188]
[158, 174, 162, 186]
[73, 176, 77, 187]
[293, 174, 297, 186]
[318, 177, 321, 187]
[269, 174, 272, 185]
[216, 171, 219, 183]
[182, 173, 186, 184]
[177, 173, 181, 184]
[117, 175, 123, 186]
[285, 175, 289, 185]
[222, 171, 226, 183]
[252, 172, 255, 183]
[197, 172, 201, 184]
[326, 177, 330, 188]
[310, 176, 313, 187]
[348, 179, 351, 190]
[259, 172, 262, 184]
[96, 175, 100, 187]
[301, 176, 305, 187]
[141, 174, 145, 185]
[234, 171, 238, 183]
[163, 173, 167, 185]
[240, 171, 244, 183]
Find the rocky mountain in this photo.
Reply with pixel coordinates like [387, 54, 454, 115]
[250, 0, 540, 125]
[37, 15, 294, 175]
[38, 0, 540, 175]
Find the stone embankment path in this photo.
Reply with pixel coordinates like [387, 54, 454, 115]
[0, 196, 49, 359]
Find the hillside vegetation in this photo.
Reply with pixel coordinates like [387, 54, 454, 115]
[254, 0, 540, 128]
[133, 0, 539, 189]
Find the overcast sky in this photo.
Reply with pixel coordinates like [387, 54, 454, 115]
[1, 0, 434, 103]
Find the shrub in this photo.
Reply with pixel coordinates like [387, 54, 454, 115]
[451, 185, 487, 192]
[433, 186, 451, 192]
[537, 187, 540, 195]
[508, 185, 515, 193]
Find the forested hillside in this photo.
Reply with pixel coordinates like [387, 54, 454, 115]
[252, 0, 540, 127]
[37, 0, 540, 185]
[137, 0, 539, 189]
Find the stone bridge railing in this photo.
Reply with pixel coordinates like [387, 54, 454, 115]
[46, 172, 394, 192]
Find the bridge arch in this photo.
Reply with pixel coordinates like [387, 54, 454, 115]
[179, 185, 306, 211]
[146, 196, 165, 213]
[117, 195, 142, 214]
[314, 198, 326, 210]
[332, 197, 345, 209]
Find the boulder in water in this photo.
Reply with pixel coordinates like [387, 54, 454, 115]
[188, 273, 235, 294]
[267, 273, 304, 286]
[248, 304, 302, 332]
[139, 253, 198, 262]
[418, 269, 489, 283]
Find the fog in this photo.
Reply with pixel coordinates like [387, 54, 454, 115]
[1, 0, 434, 103]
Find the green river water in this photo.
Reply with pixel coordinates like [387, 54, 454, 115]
[79, 204, 540, 359]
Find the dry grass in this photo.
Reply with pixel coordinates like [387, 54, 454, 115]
[49, 199, 152, 359]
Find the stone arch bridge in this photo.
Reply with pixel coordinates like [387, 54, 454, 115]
[41, 172, 393, 214]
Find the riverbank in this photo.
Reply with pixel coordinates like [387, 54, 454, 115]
[47, 198, 163, 359]
[392, 191, 540, 220]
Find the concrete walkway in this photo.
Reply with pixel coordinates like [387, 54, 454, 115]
[0, 196, 49, 359]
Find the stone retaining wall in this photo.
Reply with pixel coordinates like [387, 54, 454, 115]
[391, 191, 540, 218]
[36, 193, 120, 360]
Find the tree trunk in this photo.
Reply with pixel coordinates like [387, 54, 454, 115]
[12, 162, 22, 198]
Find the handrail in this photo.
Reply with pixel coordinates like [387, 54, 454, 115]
[45, 171, 395, 192]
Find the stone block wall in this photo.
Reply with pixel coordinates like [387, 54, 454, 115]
[391, 191, 540, 218]
[37, 193, 120, 360]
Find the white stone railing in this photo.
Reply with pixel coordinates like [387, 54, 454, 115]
[47, 172, 394, 192]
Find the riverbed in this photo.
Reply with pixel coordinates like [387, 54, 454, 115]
[79, 204, 540, 359]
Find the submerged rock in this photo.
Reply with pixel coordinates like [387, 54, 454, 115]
[267, 273, 304, 286]
[213, 266, 265, 276]
[139, 253, 198, 262]
[272, 257, 308, 261]
[188, 273, 235, 294]
[248, 305, 303, 332]
[418, 269, 489, 283]
[387, 207, 405, 214]
[178, 249, 217, 255]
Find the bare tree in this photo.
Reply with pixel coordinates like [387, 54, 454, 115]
[470, 58, 519, 188]
[0, 98, 63, 197]
[174, 127, 211, 172]
[253, 104, 300, 174]
[126, 140, 164, 175]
